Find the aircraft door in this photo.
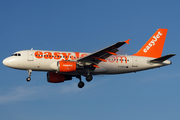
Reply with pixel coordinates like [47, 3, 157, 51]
[27, 50, 34, 61]
[132, 57, 138, 67]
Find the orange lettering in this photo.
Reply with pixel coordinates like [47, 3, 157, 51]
[54, 52, 61, 60]
[116, 56, 127, 63]
[44, 52, 53, 59]
[34, 51, 90, 60]
[71, 52, 80, 60]
[107, 56, 115, 63]
[61, 53, 71, 60]
[34, 51, 43, 59]
[81, 54, 87, 58]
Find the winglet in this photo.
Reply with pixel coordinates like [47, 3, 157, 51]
[125, 39, 130, 44]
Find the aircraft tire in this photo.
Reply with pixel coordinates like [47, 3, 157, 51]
[86, 75, 93, 82]
[26, 77, 31, 82]
[78, 81, 85, 88]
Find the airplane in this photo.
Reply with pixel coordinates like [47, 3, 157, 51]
[2, 28, 175, 88]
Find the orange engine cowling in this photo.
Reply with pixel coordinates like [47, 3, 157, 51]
[58, 61, 83, 72]
[47, 72, 72, 83]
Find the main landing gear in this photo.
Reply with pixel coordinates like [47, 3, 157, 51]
[76, 75, 84, 88]
[76, 75, 93, 88]
[86, 75, 93, 82]
[26, 69, 32, 82]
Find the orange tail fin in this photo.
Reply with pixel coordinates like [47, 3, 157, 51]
[133, 28, 168, 58]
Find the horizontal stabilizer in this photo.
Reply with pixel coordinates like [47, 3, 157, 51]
[149, 54, 176, 63]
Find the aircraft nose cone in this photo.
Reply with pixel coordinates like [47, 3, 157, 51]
[3, 58, 8, 66]
[2, 57, 15, 68]
[3, 57, 20, 69]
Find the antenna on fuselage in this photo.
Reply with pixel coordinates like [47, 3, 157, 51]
[31, 48, 33, 50]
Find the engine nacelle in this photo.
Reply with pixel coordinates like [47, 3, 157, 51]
[58, 61, 77, 72]
[50, 61, 84, 72]
[47, 72, 72, 83]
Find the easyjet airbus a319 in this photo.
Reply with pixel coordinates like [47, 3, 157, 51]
[3, 29, 175, 88]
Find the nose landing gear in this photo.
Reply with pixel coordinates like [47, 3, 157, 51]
[26, 69, 32, 82]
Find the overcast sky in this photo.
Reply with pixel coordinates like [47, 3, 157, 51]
[0, 0, 180, 120]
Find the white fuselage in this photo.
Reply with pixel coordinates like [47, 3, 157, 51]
[2, 29, 174, 88]
[3, 50, 171, 75]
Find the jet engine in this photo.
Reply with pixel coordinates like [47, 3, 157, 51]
[50, 61, 84, 72]
[47, 71, 72, 83]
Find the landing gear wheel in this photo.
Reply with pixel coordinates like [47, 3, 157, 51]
[26, 69, 32, 82]
[78, 81, 85, 88]
[26, 77, 31, 82]
[86, 75, 93, 82]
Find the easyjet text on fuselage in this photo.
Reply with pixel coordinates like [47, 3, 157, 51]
[34, 51, 128, 64]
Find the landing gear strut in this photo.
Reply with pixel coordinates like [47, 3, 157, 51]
[76, 75, 85, 88]
[26, 69, 32, 82]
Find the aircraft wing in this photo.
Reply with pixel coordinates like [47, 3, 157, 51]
[77, 39, 130, 64]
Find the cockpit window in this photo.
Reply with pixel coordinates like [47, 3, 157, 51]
[11, 53, 21, 56]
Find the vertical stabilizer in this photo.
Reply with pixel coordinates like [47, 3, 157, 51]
[133, 29, 168, 58]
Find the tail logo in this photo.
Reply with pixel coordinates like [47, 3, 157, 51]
[143, 31, 163, 53]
